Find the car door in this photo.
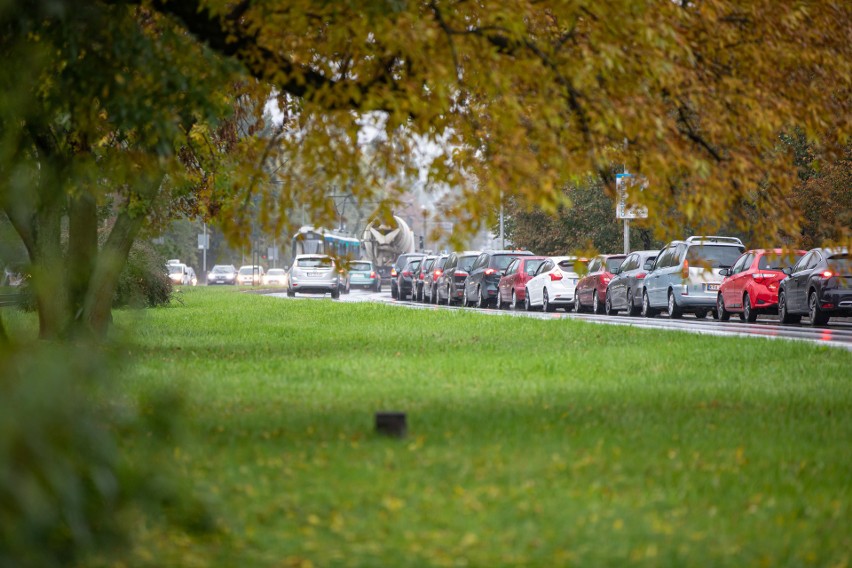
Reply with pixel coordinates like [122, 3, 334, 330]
[465, 253, 486, 302]
[577, 257, 599, 306]
[499, 259, 519, 303]
[527, 260, 552, 306]
[723, 253, 750, 308]
[645, 246, 672, 307]
[610, 254, 634, 309]
[788, 251, 815, 312]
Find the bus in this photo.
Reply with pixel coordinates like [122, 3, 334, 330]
[291, 226, 362, 260]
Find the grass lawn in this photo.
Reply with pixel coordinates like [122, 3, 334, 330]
[113, 287, 850, 567]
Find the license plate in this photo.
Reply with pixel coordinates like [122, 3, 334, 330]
[706, 283, 720, 291]
[307, 272, 320, 277]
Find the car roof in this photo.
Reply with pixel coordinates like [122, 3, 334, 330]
[294, 254, 332, 260]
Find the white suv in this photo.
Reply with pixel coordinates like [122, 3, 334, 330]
[642, 236, 745, 319]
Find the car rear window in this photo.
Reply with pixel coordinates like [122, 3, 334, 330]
[605, 257, 625, 272]
[686, 245, 744, 268]
[351, 262, 372, 271]
[435, 257, 448, 269]
[828, 255, 851, 274]
[238, 267, 255, 274]
[267, 269, 286, 275]
[758, 252, 804, 270]
[489, 255, 518, 271]
[408, 260, 421, 271]
[297, 258, 333, 268]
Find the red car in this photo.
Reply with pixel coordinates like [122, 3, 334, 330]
[574, 254, 627, 314]
[497, 256, 547, 309]
[716, 248, 805, 322]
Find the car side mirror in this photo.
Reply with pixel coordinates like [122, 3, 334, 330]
[719, 268, 730, 277]
[782, 266, 792, 275]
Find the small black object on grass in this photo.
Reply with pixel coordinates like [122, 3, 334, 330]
[375, 411, 407, 438]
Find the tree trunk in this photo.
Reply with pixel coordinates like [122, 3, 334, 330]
[81, 209, 146, 337]
[68, 191, 98, 333]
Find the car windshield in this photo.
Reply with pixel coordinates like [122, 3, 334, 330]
[212, 266, 231, 273]
[238, 267, 257, 275]
[759, 252, 804, 270]
[686, 245, 744, 268]
[297, 258, 333, 268]
[491, 255, 518, 271]
[351, 262, 372, 271]
[458, 256, 477, 271]
[828, 254, 851, 274]
[267, 269, 286, 275]
[605, 258, 625, 272]
[168, 265, 184, 274]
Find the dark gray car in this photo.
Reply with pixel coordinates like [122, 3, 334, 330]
[605, 250, 658, 316]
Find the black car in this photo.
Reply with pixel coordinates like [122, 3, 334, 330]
[395, 257, 422, 301]
[464, 250, 534, 308]
[436, 251, 481, 305]
[779, 248, 851, 326]
[390, 253, 425, 299]
[423, 254, 449, 304]
[413, 256, 437, 302]
[605, 250, 658, 316]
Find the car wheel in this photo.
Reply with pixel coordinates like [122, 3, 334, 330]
[694, 309, 708, 319]
[807, 290, 830, 326]
[511, 290, 519, 310]
[376, 282, 382, 293]
[605, 291, 617, 316]
[331, 288, 340, 300]
[391, 285, 398, 299]
[626, 289, 639, 317]
[778, 291, 800, 324]
[667, 290, 683, 319]
[446, 287, 453, 306]
[743, 293, 757, 323]
[524, 288, 533, 311]
[287, 287, 295, 298]
[642, 291, 656, 318]
[543, 289, 555, 312]
[592, 290, 603, 314]
[716, 294, 731, 321]
[574, 294, 583, 313]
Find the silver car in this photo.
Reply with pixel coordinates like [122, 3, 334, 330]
[642, 236, 745, 318]
[287, 255, 341, 298]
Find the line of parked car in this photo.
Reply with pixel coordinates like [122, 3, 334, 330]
[390, 236, 852, 327]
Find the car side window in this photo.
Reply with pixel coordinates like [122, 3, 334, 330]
[805, 251, 821, 270]
[793, 252, 812, 272]
[537, 260, 552, 275]
[730, 254, 747, 274]
[655, 247, 672, 268]
[675, 244, 688, 265]
[625, 254, 638, 271]
[505, 259, 518, 275]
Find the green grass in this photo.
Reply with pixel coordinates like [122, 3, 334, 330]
[112, 287, 851, 566]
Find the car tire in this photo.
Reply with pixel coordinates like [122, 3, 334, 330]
[511, 290, 519, 310]
[626, 289, 639, 317]
[525, 288, 534, 311]
[667, 290, 683, 319]
[446, 287, 453, 306]
[605, 291, 617, 316]
[287, 287, 295, 298]
[331, 288, 340, 300]
[694, 309, 708, 319]
[778, 291, 800, 324]
[391, 285, 398, 299]
[592, 290, 603, 314]
[642, 291, 657, 318]
[807, 290, 830, 326]
[574, 294, 583, 314]
[543, 289, 555, 312]
[743, 293, 757, 323]
[716, 294, 731, 321]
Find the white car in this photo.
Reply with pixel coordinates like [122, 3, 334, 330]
[167, 263, 191, 286]
[263, 268, 288, 286]
[237, 265, 264, 285]
[524, 256, 582, 312]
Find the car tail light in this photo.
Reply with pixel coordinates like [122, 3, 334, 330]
[455, 271, 467, 277]
[549, 270, 563, 281]
[391, 268, 398, 277]
[484, 268, 497, 276]
[682, 260, 689, 279]
[434, 269, 443, 278]
[752, 272, 775, 282]
[821, 270, 834, 279]
[370, 271, 377, 278]
[402, 270, 412, 277]
[601, 276, 611, 284]
[636, 272, 646, 279]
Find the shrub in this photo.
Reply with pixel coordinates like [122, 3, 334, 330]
[114, 240, 172, 308]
